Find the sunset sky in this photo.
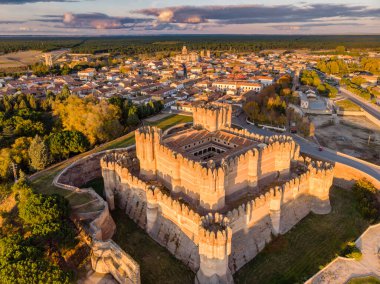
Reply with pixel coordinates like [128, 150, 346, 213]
[0, 0, 379, 35]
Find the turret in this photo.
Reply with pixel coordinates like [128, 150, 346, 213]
[135, 126, 161, 180]
[196, 213, 233, 284]
[308, 161, 334, 214]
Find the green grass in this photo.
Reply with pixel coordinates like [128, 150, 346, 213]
[348, 276, 380, 284]
[145, 114, 193, 130]
[235, 187, 370, 284]
[111, 208, 195, 284]
[336, 99, 362, 111]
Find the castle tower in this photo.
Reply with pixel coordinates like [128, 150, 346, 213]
[193, 104, 232, 132]
[199, 167, 226, 211]
[196, 214, 233, 284]
[135, 126, 161, 180]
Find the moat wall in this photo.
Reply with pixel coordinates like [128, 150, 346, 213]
[101, 152, 334, 276]
[54, 147, 141, 284]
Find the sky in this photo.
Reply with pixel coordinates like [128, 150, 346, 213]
[0, 0, 379, 35]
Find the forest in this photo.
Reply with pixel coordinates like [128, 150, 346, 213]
[1, 35, 380, 55]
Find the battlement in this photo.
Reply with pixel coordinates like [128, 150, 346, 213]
[199, 213, 232, 260]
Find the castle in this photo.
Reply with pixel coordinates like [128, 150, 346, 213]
[101, 103, 334, 283]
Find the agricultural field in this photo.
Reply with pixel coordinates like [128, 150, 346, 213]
[0, 50, 42, 70]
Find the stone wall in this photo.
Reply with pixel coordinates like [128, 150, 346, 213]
[333, 162, 380, 189]
[54, 147, 141, 284]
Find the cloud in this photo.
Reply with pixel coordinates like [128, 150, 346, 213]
[0, 0, 76, 4]
[36, 12, 202, 31]
[36, 13, 150, 29]
[0, 20, 26, 24]
[135, 4, 380, 25]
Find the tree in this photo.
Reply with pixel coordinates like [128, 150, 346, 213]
[49, 131, 89, 160]
[127, 105, 140, 126]
[11, 137, 32, 171]
[0, 148, 12, 181]
[57, 85, 71, 101]
[53, 95, 123, 145]
[28, 135, 51, 171]
[0, 179, 73, 283]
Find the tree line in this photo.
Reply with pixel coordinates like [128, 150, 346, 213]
[1, 35, 380, 55]
[0, 90, 163, 183]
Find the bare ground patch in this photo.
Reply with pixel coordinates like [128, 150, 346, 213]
[312, 115, 380, 165]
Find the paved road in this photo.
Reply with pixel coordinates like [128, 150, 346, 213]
[339, 87, 380, 120]
[234, 115, 380, 181]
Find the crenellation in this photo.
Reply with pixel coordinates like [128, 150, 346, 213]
[100, 103, 334, 284]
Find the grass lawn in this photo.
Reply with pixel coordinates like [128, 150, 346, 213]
[111, 208, 195, 284]
[336, 99, 362, 111]
[234, 187, 370, 284]
[348, 276, 380, 284]
[145, 113, 193, 129]
[30, 114, 192, 205]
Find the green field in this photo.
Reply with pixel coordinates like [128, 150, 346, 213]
[348, 276, 380, 284]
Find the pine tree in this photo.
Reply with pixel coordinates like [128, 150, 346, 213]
[28, 135, 51, 171]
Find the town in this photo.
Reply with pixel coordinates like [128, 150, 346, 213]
[0, 4, 380, 283]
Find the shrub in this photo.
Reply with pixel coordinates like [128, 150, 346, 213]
[352, 179, 379, 222]
[340, 241, 362, 260]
